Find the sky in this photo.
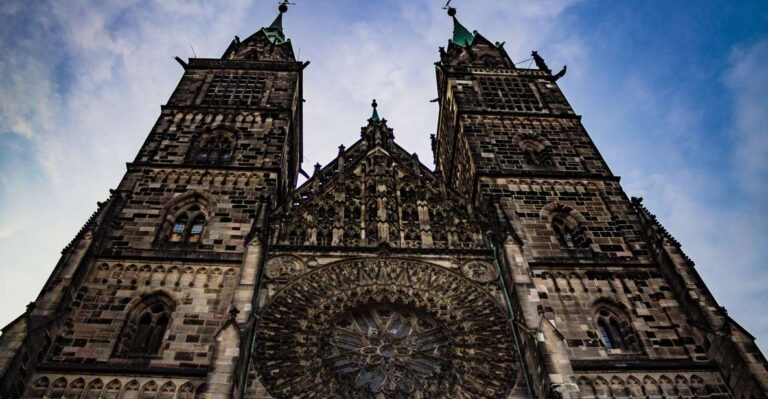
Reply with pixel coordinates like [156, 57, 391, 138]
[0, 0, 766, 352]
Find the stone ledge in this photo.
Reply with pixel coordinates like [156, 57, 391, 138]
[36, 362, 210, 377]
[571, 359, 718, 372]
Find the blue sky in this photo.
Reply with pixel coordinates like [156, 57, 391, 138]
[0, 0, 766, 351]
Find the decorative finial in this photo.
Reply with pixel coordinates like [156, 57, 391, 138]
[369, 99, 381, 122]
[445, 1, 474, 48]
[444, 0, 456, 16]
[278, 0, 293, 13]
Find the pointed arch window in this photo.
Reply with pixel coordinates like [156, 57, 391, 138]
[596, 308, 632, 350]
[169, 205, 207, 243]
[518, 137, 554, 167]
[116, 295, 175, 358]
[191, 130, 236, 164]
[552, 216, 577, 248]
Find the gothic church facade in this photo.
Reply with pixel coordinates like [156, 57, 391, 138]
[1, 4, 766, 399]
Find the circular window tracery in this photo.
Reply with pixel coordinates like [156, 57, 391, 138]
[320, 304, 451, 396]
[254, 258, 517, 399]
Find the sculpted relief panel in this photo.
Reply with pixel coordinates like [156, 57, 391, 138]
[461, 260, 498, 283]
[264, 255, 305, 280]
[254, 258, 517, 398]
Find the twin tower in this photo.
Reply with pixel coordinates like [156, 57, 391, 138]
[1, 4, 766, 399]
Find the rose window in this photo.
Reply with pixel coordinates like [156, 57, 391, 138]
[319, 304, 450, 395]
[253, 258, 517, 399]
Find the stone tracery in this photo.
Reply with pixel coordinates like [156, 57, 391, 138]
[254, 258, 517, 399]
[320, 304, 451, 396]
[271, 118, 486, 251]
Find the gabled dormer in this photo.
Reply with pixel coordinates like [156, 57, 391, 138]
[221, 2, 296, 62]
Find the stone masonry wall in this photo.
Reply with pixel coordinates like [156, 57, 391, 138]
[135, 109, 292, 170]
[167, 69, 298, 110]
[480, 177, 646, 260]
[45, 258, 240, 368]
[104, 167, 276, 256]
[531, 267, 707, 361]
[459, 114, 611, 177]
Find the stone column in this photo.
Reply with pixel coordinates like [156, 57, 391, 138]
[234, 239, 265, 324]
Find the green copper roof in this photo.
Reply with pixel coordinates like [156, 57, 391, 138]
[452, 16, 475, 47]
[264, 12, 286, 44]
[269, 12, 283, 31]
[369, 99, 381, 122]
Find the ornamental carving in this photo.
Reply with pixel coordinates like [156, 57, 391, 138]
[264, 256, 305, 280]
[254, 258, 517, 398]
[461, 260, 499, 283]
[271, 117, 487, 251]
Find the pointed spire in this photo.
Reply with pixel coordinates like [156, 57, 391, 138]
[369, 99, 381, 122]
[268, 12, 284, 32]
[264, 1, 290, 44]
[447, 7, 474, 47]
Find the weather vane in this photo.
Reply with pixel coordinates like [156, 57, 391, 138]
[442, 0, 453, 10]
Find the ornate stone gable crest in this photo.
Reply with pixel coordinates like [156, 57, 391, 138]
[271, 117, 487, 251]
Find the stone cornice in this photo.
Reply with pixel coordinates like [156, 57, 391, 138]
[186, 57, 304, 72]
[36, 362, 209, 378]
[571, 359, 719, 372]
[268, 244, 493, 257]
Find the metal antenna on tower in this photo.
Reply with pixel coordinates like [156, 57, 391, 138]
[189, 45, 197, 58]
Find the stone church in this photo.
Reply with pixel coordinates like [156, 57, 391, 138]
[1, 3, 766, 398]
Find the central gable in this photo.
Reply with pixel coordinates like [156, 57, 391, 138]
[271, 117, 487, 251]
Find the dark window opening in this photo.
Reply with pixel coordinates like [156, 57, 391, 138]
[597, 309, 630, 351]
[116, 295, 175, 358]
[553, 216, 577, 248]
[193, 133, 235, 164]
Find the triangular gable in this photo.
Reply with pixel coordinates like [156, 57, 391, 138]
[272, 121, 487, 251]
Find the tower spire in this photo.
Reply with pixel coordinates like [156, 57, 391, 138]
[264, 1, 291, 44]
[369, 99, 381, 122]
[447, 7, 474, 47]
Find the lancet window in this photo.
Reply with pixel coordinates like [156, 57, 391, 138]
[552, 215, 588, 249]
[518, 136, 554, 166]
[595, 307, 635, 351]
[169, 205, 207, 243]
[190, 130, 236, 164]
[116, 294, 175, 357]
